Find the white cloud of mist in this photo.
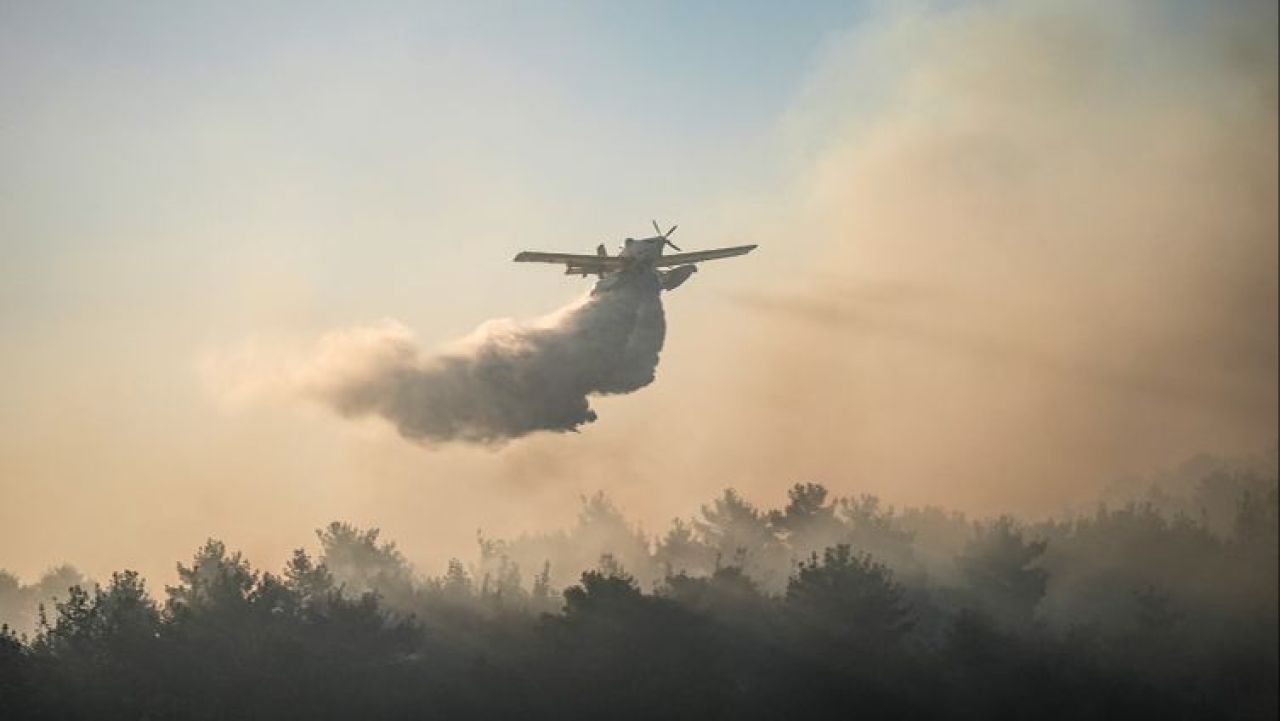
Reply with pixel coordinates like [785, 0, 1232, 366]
[207, 272, 668, 444]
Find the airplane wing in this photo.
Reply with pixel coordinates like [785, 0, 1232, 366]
[652, 245, 758, 267]
[512, 251, 625, 274]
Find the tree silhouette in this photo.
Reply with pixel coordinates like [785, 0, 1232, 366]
[786, 544, 915, 651]
[33, 571, 164, 718]
[315, 522, 416, 609]
[695, 489, 787, 591]
[654, 517, 715, 577]
[768, 482, 842, 550]
[0, 468, 1275, 720]
[957, 517, 1047, 630]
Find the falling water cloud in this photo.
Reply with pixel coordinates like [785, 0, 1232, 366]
[291, 271, 667, 445]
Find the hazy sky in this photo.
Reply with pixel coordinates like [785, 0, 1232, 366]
[2, 0, 1275, 585]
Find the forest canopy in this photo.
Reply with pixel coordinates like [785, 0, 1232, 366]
[1, 452, 1276, 720]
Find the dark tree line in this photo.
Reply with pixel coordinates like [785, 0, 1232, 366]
[0, 460, 1276, 720]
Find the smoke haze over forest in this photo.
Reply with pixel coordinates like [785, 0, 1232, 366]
[159, 0, 1279, 592]
[0, 1, 1276, 715]
[3, 450, 1276, 717]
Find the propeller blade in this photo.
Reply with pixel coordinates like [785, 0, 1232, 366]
[665, 239, 682, 252]
[652, 220, 662, 236]
[666, 224, 678, 237]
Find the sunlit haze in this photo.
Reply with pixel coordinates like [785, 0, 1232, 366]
[1, 0, 1275, 593]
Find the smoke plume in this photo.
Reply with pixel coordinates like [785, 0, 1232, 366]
[299, 272, 666, 444]
[680, 0, 1279, 512]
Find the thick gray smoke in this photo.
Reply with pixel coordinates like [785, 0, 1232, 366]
[305, 272, 666, 444]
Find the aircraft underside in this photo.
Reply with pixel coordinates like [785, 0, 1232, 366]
[514, 221, 756, 292]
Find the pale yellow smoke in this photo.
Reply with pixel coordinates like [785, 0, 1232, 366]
[5, 0, 1273, 592]
[189, 0, 1277, 569]
[703, 0, 1278, 513]
[362, 0, 1279, 543]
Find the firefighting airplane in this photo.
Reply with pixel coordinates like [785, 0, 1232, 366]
[513, 221, 757, 292]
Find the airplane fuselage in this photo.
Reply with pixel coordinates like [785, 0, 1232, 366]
[617, 236, 670, 267]
[589, 236, 695, 294]
[512, 222, 755, 294]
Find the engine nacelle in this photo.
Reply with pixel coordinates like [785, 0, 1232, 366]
[659, 264, 697, 291]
